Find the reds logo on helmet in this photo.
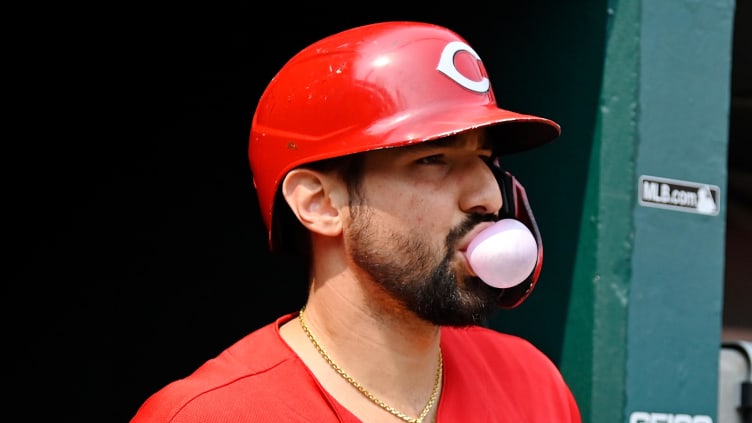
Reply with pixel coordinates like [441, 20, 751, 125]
[437, 40, 491, 94]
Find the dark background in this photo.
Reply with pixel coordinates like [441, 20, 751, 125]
[6, 4, 518, 422]
[6, 2, 749, 422]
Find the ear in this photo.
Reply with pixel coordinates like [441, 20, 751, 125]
[281, 168, 344, 238]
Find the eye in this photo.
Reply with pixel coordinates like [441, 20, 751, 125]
[416, 154, 445, 165]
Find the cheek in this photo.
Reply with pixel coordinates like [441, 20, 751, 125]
[401, 192, 451, 233]
[367, 179, 452, 231]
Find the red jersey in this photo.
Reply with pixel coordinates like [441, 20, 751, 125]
[131, 313, 581, 422]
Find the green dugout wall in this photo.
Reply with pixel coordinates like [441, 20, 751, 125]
[482, 1, 735, 422]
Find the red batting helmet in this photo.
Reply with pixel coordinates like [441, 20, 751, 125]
[249, 21, 560, 254]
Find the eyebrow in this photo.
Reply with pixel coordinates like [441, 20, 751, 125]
[412, 133, 493, 151]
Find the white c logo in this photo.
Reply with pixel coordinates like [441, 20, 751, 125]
[436, 41, 490, 93]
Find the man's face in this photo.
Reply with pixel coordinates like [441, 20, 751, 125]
[344, 129, 504, 326]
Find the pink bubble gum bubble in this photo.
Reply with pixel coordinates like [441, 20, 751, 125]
[465, 219, 538, 289]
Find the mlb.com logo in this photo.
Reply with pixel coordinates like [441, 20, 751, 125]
[638, 175, 720, 216]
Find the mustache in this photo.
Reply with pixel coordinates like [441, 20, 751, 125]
[446, 213, 497, 248]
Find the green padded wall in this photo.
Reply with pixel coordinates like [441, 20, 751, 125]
[624, 0, 733, 421]
[484, 1, 734, 422]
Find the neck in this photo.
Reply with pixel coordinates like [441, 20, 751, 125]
[298, 306, 442, 423]
[280, 274, 443, 422]
[305, 233, 441, 351]
[313, 273, 440, 349]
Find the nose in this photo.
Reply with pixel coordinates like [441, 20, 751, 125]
[458, 158, 503, 216]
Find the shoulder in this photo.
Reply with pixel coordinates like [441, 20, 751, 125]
[441, 324, 560, 376]
[439, 325, 581, 421]
[441, 324, 544, 358]
[131, 314, 317, 423]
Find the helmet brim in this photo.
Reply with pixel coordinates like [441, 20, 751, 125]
[361, 103, 561, 157]
[346, 104, 561, 161]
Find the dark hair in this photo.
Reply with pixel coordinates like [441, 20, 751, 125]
[271, 153, 365, 275]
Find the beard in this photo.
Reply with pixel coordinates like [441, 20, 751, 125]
[347, 208, 501, 326]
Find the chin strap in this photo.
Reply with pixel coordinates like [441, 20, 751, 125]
[488, 161, 544, 309]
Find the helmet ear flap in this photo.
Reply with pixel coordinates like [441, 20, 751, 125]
[487, 160, 544, 309]
[489, 159, 517, 219]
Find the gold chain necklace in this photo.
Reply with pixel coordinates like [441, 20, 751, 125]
[298, 307, 442, 423]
